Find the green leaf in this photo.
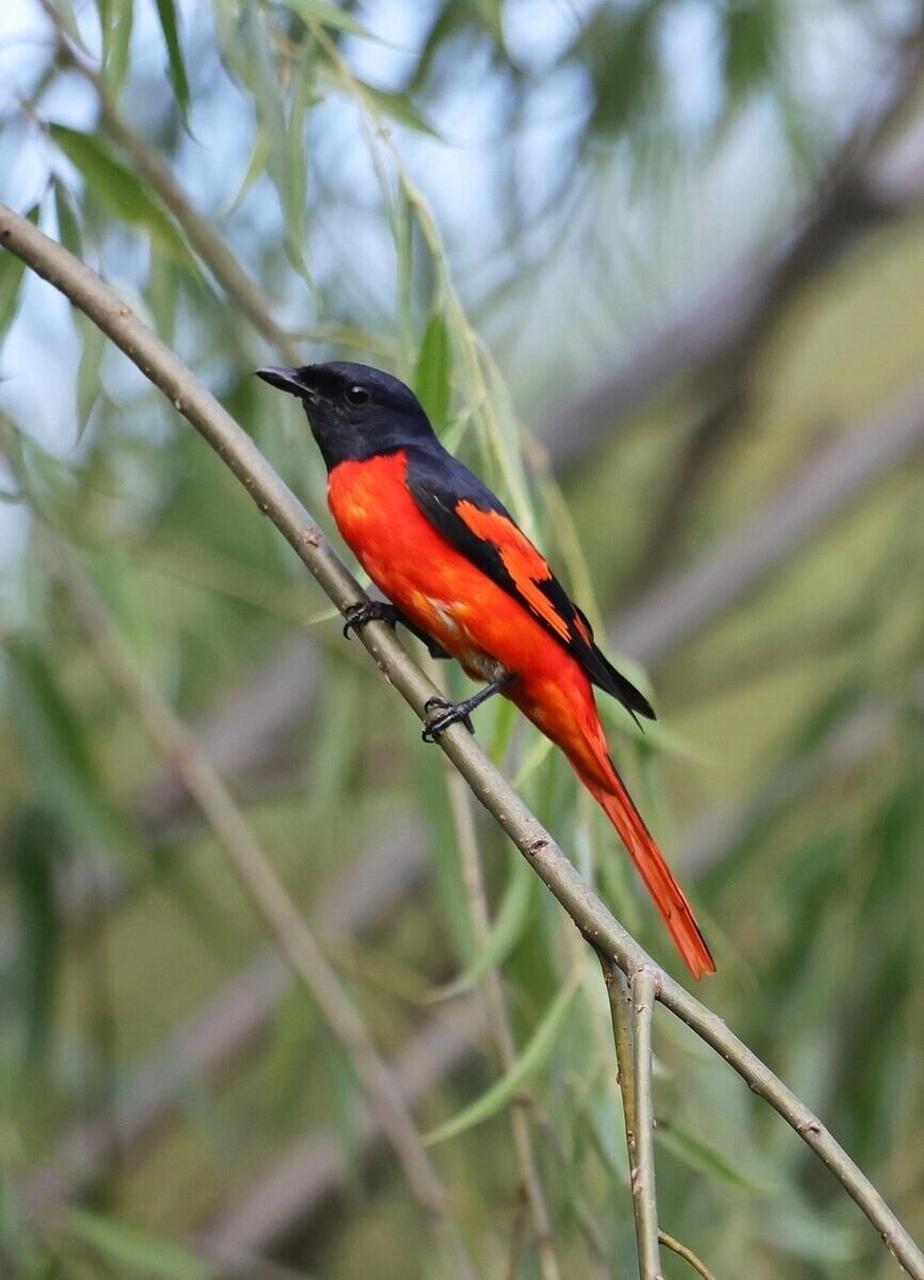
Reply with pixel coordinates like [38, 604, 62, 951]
[284, 50, 315, 282]
[242, 11, 311, 281]
[415, 312, 452, 426]
[724, 1, 780, 99]
[50, 126, 194, 271]
[360, 82, 439, 136]
[283, 0, 376, 40]
[53, 180, 82, 257]
[4, 637, 136, 862]
[0, 205, 39, 336]
[153, 0, 191, 116]
[98, 0, 134, 94]
[52, 0, 88, 51]
[76, 314, 106, 437]
[430, 849, 538, 1000]
[66, 1209, 209, 1280]
[425, 979, 579, 1145]
[225, 129, 272, 216]
[656, 1123, 771, 1194]
[474, 0, 504, 41]
[9, 807, 62, 1067]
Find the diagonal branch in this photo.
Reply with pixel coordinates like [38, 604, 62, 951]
[2, 203, 922, 1279]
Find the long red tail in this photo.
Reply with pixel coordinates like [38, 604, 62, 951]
[585, 768, 715, 978]
[513, 676, 715, 977]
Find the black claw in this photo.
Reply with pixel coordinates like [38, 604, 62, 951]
[342, 601, 398, 640]
[421, 696, 475, 743]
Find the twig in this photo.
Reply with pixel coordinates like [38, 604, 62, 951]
[2, 204, 922, 1279]
[658, 1230, 717, 1280]
[444, 771, 560, 1280]
[629, 968, 662, 1280]
[598, 957, 644, 1258]
[601, 962, 716, 1274]
[42, 535, 474, 1280]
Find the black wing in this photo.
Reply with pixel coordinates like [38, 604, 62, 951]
[405, 445, 655, 721]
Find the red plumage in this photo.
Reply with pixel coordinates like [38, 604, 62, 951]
[257, 360, 714, 978]
[329, 450, 714, 979]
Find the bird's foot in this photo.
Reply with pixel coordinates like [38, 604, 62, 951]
[342, 601, 399, 640]
[421, 696, 475, 743]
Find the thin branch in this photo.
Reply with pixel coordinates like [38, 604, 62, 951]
[598, 957, 643, 1258]
[444, 771, 560, 1280]
[658, 1230, 717, 1280]
[629, 967, 662, 1280]
[19, 379, 916, 988]
[42, 535, 474, 1280]
[28, 685, 899, 1245]
[2, 204, 922, 1279]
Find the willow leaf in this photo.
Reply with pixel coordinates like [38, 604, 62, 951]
[425, 979, 579, 1145]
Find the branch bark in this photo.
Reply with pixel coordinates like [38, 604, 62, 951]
[3, 203, 922, 1279]
[629, 967, 662, 1280]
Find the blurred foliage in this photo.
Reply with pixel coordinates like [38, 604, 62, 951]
[1, 0, 924, 1278]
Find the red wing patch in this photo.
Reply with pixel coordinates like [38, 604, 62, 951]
[455, 500, 571, 641]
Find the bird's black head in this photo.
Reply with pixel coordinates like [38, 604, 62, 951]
[256, 361, 435, 469]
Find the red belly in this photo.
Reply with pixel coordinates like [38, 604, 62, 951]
[328, 451, 567, 686]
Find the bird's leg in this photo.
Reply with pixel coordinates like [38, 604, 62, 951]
[342, 600, 401, 638]
[342, 600, 450, 659]
[422, 674, 513, 743]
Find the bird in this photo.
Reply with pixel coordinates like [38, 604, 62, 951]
[257, 361, 714, 978]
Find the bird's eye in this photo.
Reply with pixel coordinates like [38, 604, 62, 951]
[345, 384, 370, 407]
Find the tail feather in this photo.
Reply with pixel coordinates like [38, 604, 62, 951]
[587, 769, 715, 979]
[512, 675, 715, 978]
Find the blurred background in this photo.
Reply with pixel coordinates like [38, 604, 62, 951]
[1, 0, 924, 1276]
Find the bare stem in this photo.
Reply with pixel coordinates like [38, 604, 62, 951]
[598, 956, 645, 1264]
[658, 1230, 717, 1280]
[2, 203, 922, 1279]
[43, 533, 474, 1280]
[630, 968, 662, 1280]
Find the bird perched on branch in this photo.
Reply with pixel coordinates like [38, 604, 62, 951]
[257, 361, 714, 978]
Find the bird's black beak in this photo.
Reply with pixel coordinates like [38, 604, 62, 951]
[256, 366, 311, 398]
